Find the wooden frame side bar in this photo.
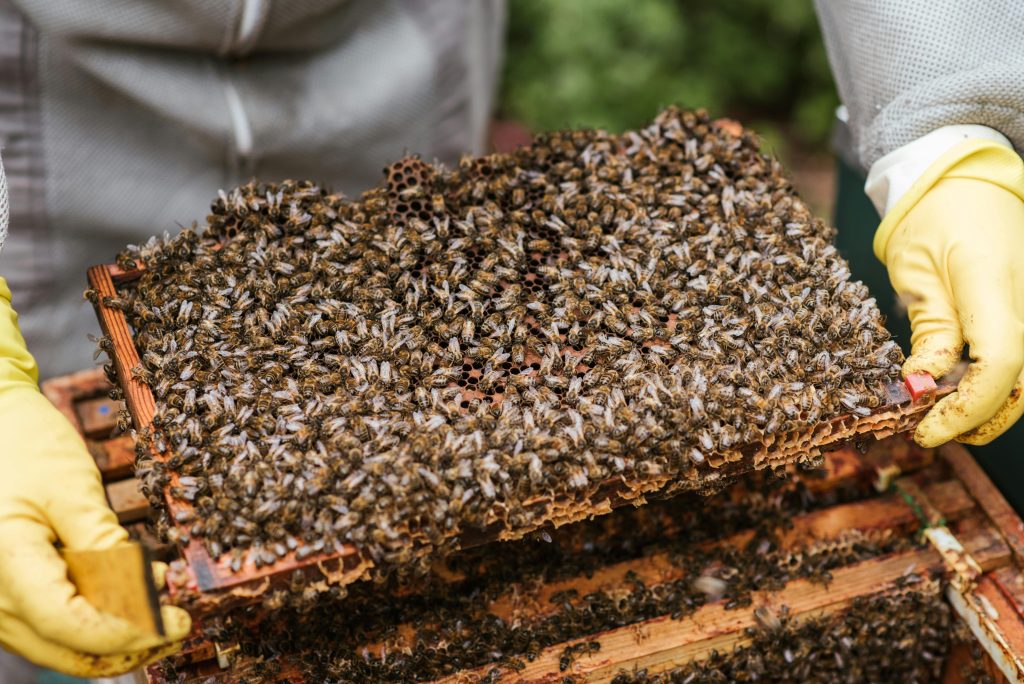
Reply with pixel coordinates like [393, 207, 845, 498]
[87, 265, 155, 431]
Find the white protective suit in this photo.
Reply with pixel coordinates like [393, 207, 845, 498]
[814, 0, 1024, 212]
[0, 0, 505, 378]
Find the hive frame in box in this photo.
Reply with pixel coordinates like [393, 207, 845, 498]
[146, 441, 1024, 683]
[41, 368, 137, 482]
[41, 368, 151, 524]
[88, 261, 955, 614]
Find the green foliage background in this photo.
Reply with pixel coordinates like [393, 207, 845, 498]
[500, 0, 838, 149]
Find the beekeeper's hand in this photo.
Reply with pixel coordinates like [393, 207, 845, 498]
[0, 277, 191, 676]
[870, 131, 1024, 448]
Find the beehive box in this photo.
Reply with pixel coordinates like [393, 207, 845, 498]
[41, 369, 215, 669]
[42, 367, 1024, 682]
[146, 442, 1024, 683]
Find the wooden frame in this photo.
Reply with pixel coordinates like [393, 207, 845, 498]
[87, 261, 956, 612]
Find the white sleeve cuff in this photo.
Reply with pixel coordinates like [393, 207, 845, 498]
[864, 125, 1014, 216]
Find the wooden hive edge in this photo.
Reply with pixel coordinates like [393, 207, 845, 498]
[940, 443, 1024, 566]
[164, 521, 1004, 684]
[40, 367, 110, 433]
[355, 476, 978, 661]
[436, 549, 953, 683]
[163, 454, 984, 676]
[87, 265, 155, 429]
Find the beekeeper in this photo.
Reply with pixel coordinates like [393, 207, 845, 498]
[1, 0, 1023, 678]
[0, 0, 505, 678]
[813, 1, 1024, 449]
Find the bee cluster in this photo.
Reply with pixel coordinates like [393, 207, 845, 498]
[153, 476, 939, 683]
[611, 589, 955, 684]
[110, 106, 902, 575]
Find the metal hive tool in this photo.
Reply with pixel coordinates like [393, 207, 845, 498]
[87, 108, 953, 612]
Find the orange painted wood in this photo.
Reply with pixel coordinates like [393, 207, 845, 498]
[87, 265, 155, 431]
[942, 443, 1024, 565]
[87, 435, 136, 481]
[991, 565, 1024, 619]
[106, 478, 150, 524]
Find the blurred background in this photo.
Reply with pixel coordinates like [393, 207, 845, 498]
[497, 0, 838, 216]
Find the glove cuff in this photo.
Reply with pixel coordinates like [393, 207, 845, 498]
[865, 125, 1012, 216]
[873, 140, 1024, 263]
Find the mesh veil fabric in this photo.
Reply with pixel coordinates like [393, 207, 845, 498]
[0, 151, 8, 253]
[814, 0, 1024, 169]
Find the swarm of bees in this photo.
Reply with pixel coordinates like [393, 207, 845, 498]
[611, 590, 954, 683]
[109, 107, 902, 576]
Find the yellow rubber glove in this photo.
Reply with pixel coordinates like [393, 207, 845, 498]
[876, 141, 1024, 448]
[0, 277, 191, 676]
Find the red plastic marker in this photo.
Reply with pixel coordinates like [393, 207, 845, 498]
[905, 372, 937, 401]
